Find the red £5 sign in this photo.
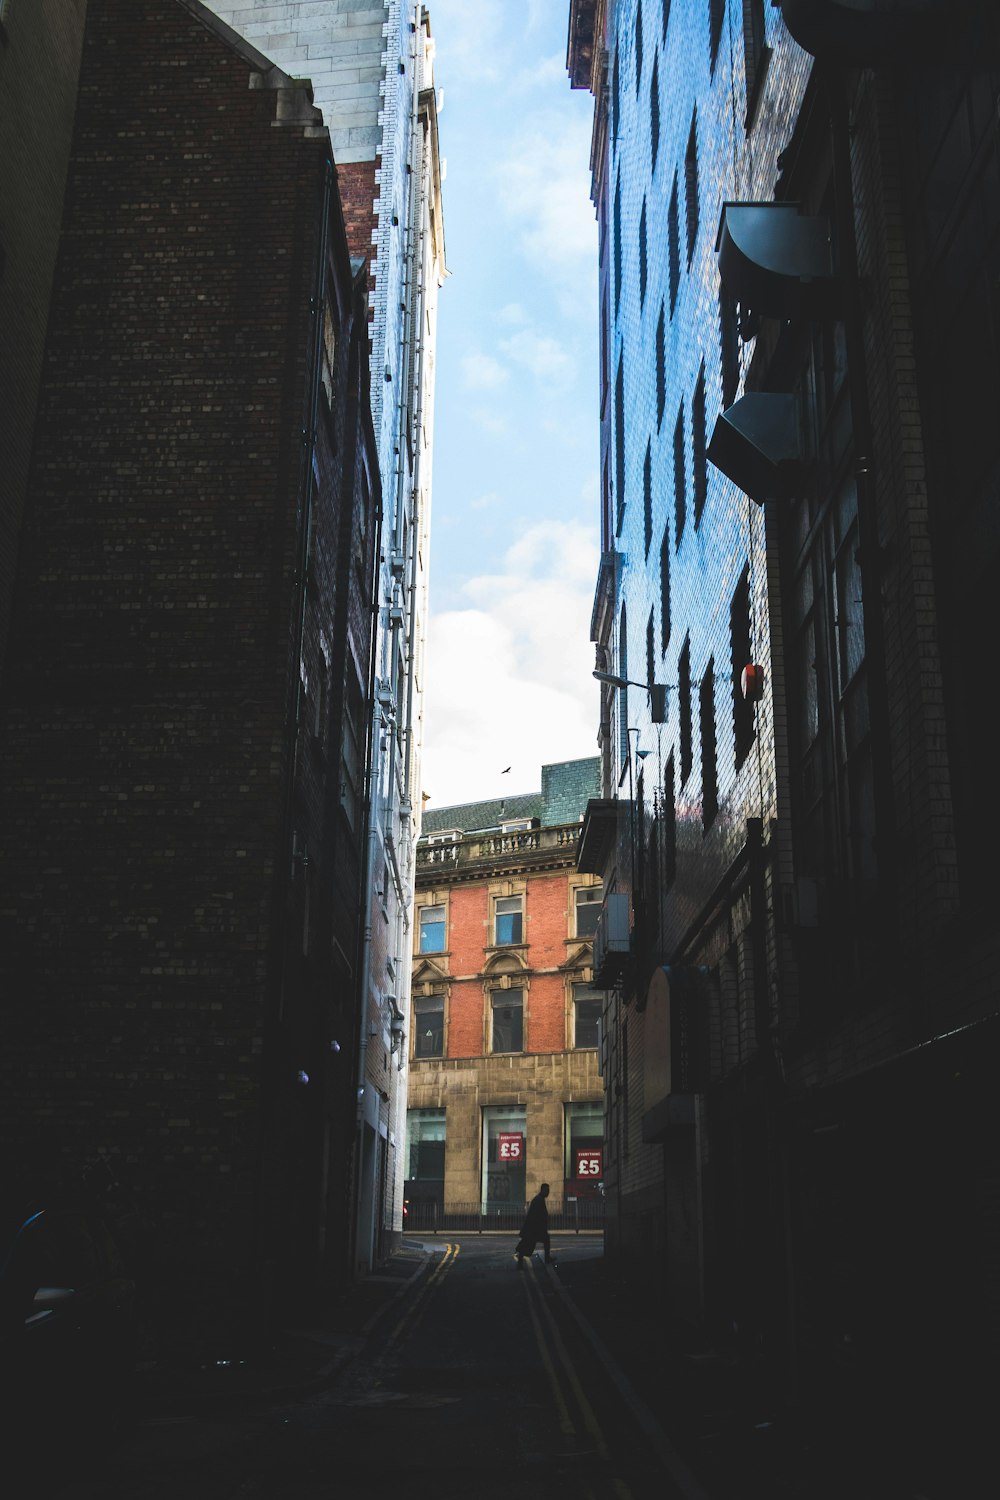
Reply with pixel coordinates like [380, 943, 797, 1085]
[498, 1132, 523, 1161]
[576, 1149, 603, 1178]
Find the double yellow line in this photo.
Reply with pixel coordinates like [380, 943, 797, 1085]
[522, 1259, 635, 1500]
[383, 1241, 460, 1352]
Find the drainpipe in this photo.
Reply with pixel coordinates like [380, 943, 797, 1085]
[826, 66, 897, 921]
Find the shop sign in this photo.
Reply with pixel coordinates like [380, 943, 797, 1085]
[576, 1148, 603, 1178]
[498, 1132, 523, 1161]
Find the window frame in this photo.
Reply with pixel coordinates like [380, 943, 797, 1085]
[412, 993, 445, 1059]
[418, 903, 446, 955]
[572, 986, 603, 1049]
[493, 893, 524, 947]
[490, 988, 525, 1054]
[573, 884, 602, 939]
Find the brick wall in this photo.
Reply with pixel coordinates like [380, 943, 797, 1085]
[0, 0, 376, 1329]
[0, 0, 88, 663]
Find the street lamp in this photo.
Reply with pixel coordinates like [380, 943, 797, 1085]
[592, 670, 672, 723]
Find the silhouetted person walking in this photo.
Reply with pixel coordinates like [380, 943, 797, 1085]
[515, 1182, 554, 1266]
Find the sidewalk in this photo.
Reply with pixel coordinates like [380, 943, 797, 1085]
[133, 1240, 432, 1416]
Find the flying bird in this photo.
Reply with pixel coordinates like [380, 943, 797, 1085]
[501, 766, 511, 774]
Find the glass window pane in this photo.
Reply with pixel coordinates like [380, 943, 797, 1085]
[495, 895, 523, 945]
[419, 904, 445, 953]
[574, 886, 601, 937]
[406, 1108, 445, 1181]
[491, 990, 523, 1053]
[573, 987, 602, 1049]
[413, 994, 444, 1057]
[565, 1101, 604, 1185]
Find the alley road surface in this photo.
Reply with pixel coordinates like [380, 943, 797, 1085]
[50, 1235, 693, 1500]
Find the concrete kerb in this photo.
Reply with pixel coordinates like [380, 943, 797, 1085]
[540, 1260, 714, 1500]
[137, 1245, 436, 1415]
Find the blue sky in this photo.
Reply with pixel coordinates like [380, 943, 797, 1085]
[418, 0, 601, 810]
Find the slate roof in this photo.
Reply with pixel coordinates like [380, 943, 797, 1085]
[420, 756, 600, 837]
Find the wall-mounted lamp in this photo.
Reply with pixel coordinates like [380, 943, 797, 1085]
[593, 670, 673, 724]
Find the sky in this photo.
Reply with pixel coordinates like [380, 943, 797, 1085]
[417, 0, 602, 813]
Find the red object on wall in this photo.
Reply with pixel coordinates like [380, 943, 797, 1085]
[498, 1132, 523, 1161]
[576, 1148, 603, 1178]
[741, 662, 765, 701]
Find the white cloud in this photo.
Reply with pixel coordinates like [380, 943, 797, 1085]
[470, 490, 501, 512]
[513, 52, 567, 90]
[498, 302, 528, 326]
[498, 114, 597, 275]
[499, 328, 575, 388]
[430, 0, 508, 83]
[462, 352, 509, 390]
[468, 407, 509, 436]
[420, 521, 600, 809]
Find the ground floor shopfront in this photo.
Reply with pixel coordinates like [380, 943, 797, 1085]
[404, 1051, 603, 1220]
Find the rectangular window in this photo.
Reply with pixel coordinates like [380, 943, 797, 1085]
[673, 403, 686, 544]
[743, 0, 769, 125]
[643, 441, 653, 554]
[660, 523, 671, 654]
[684, 111, 699, 265]
[613, 170, 623, 313]
[341, 668, 364, 829]
[700, 658, 719, 830]
[406, 1108, 445, 1181]
[574, 885, 602, 938]
[656, 303, 666, 428]
[413, 995, 444, 1058]
[494, 895, 523, 946]
[615, 353, 626, 534]
[668, 174, 680, 314]
[720, 289, 740, 409]
[572, 987, 603, 1049]
[693, 364, 708, 525]
[639, 197, 648, 305]
[491, 990, 524, 1053]
[483, 1105, 526, 1209]
[419, 904, 446, 954]
[730, 567, 755, 768]
[565, 1101, 604, 1195]
[679, 637, 693, 785]
[710, 0, 725, 68]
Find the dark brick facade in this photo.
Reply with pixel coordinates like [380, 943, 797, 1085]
[0, 0, 381, 1338]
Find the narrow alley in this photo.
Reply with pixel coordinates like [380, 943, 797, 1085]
[46, 1235, 703, 1500]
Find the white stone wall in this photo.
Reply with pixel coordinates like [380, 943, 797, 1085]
[206, 0, 385, 162]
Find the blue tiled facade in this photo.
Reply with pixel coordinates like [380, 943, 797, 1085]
[570, 0, 1000, 1461]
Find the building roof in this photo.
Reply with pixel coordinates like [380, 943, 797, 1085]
[420, 757, 600, 838]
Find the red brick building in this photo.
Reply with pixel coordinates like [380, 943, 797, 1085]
[405, 760, 605, 1225]
[0, 0, 381, 1336]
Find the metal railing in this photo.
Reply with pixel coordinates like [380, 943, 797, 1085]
[402, 1198, 605, 1235]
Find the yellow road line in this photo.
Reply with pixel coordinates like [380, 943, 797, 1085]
[527, 1260, 610, 1462]
[401, 1240, 460, 1345]
[527, 1262, 637, 1500]
[522, 1261, 576, 1441]
[384, 1241, 456, 1350]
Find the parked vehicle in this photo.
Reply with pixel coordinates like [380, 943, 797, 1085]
[0, 1200, 137, 1474]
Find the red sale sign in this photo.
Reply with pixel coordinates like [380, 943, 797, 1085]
[576, 1149, 603, 1178]
[498, 1132, 523, 1161]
